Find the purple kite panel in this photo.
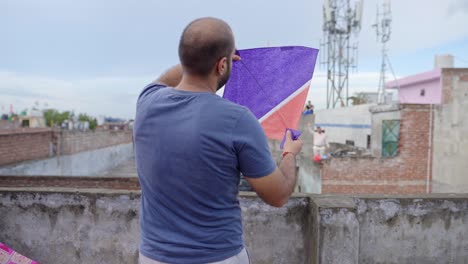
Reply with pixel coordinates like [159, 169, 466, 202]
[224, 46, 318, 119]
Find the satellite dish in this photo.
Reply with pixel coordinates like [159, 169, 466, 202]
[355, 0, 364, 28]
[324, 0, 332, 22]
[384, 0, 391, 12]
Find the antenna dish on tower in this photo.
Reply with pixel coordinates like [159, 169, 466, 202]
[373, 0, 392, 104]
[355, 0, 364, 29]
[320, 0, 363, 109]
[324, 0, 332, 22]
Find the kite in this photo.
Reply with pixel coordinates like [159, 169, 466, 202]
[0, 242, 39, 264]
[223, 46, 318, 146]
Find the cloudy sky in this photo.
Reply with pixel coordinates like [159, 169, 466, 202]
[1, 0, 468, 118]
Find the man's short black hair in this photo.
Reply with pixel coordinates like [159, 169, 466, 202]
[178, 18, 234, 76]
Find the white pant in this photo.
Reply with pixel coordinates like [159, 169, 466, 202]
[139, 248, 250, 264]
[313, 145, 326, 156]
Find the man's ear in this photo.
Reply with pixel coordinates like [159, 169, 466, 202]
[216, 57, 227, 76]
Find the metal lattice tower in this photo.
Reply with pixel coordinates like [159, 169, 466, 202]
[373, 0, 392, 104]
[320, 0, 363, 109]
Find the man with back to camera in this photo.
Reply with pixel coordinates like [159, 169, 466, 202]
[134, 17, 303, 264]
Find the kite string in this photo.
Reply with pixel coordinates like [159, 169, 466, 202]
[238, 60, 293, 130]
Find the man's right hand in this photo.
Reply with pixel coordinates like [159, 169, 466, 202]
[244, 130, 302, 207]
[283, 130, 303, 156]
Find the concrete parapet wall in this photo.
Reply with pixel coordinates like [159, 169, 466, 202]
[242, 194, 312, 264]
[314, 195, 468, 264]
[0, 176, 140, 190]
[0, 190, 141, 264]
[0, 189, 311, 264]
[1, 185, 467, 264]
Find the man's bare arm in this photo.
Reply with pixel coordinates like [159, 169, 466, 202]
[154, 64, 183, 87]
[278, 153, 298, 194]
[244, 131, 302, 207]
[245, 155, 298, 207]
[154, 53, 240, 87]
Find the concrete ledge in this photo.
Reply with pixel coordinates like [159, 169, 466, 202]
[312, 195, 468, 264]
[0, 128, 52, 136]
[0, 189, 312, 264]
[369, 103, 401, 113]
[1, 187, 468, 264]
[0, 176, 140, 190]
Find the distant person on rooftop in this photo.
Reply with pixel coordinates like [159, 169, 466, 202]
[313, 126, 328, 156]
[134, 17, 302, 264]
[303, 100, 314, 114]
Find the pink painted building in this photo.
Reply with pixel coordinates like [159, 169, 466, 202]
[385, 69, 442, 105]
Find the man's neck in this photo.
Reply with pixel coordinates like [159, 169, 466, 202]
[176, 75, 216, 93]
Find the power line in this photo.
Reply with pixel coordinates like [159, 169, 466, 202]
[454, 56, 468, 65]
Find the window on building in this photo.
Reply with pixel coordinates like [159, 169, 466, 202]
[367, 135, 371, 149]
[382, 120, 400, 157]
[21, 119, 30, 128]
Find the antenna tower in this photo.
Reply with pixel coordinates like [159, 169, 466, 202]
[320, 0, 363, 108]
[373, 0, 392, 104]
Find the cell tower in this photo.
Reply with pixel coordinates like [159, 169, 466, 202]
[320, 0, 363, 109]
[373, 0, 392, 104]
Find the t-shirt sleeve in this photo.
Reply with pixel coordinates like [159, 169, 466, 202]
[137, 83, 167, 104]
[232, 109, 277, 178]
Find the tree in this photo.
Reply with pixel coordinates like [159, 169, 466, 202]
[347, 93, 369, 106]
[78, 113, 97, 130]
[43, 109, 72, 127]
[43, 109, 98, 130]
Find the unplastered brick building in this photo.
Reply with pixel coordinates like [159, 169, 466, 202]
[321, 67, 468, 194]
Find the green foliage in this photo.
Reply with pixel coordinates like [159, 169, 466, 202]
[8, 113, 19, 121]
[347, 93, 369, 106]
[78, 113, 88, 122]
[89, 118, 98, 130]
[43, 109, 97, 130]
[43, 109, 72, 127]
[77, 113, 97, 130]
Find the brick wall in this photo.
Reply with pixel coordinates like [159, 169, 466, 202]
[0, 129, 53, 166]
[322, 104, 432, 194]
[0, 129, 133, 166]
[0, 120, 21, 130]
[58, 130, 133, 155]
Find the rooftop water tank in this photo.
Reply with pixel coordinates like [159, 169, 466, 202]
[434, 54, 454, 69]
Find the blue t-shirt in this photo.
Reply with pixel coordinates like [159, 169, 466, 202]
[134, 84, 277, 264]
